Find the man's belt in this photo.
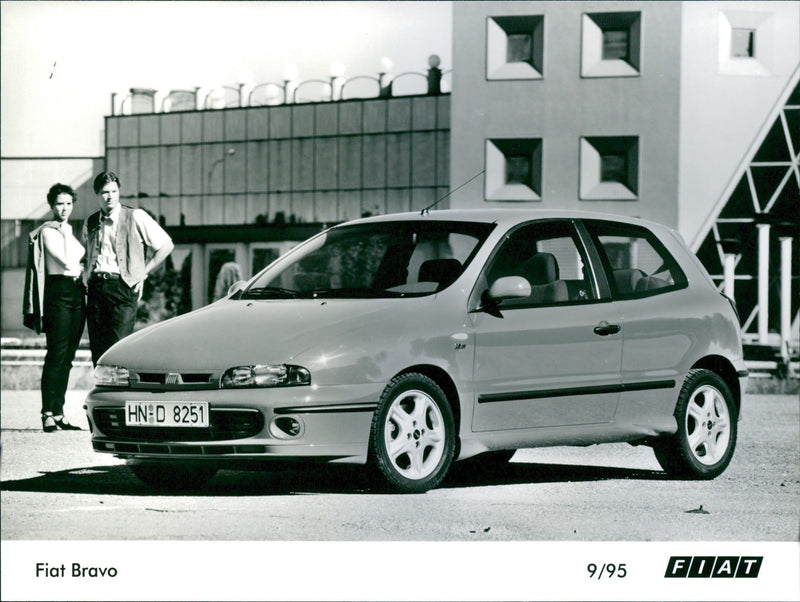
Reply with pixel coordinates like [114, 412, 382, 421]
[91, 272, 120, 280]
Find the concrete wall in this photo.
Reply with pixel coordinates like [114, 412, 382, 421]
[679, 1, 800, 246]
[450, 1, 683, 228]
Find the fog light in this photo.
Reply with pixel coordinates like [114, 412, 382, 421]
[269, 416, 305, 439]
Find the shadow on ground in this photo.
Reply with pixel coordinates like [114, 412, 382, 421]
[0, 460, 668, 497]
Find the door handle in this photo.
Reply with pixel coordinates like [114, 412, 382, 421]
[593, 322, 621, 336]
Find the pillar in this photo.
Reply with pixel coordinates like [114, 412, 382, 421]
[779, 236, 793, 360]
[757, 223, 770, 345]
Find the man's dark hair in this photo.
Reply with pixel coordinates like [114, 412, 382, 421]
[46, 183, 76, 207]
[93, 171, 121, 194]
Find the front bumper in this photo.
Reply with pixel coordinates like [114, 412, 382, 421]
[85, 383, 380, 464]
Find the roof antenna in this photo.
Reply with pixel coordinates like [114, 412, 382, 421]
[421, 169, 485, 215]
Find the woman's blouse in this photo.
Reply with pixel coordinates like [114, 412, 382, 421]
[41, 222, 85, 277]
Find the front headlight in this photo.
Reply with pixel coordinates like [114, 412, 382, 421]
[94, 365, 130, 387]
[220, 364, 310, 388]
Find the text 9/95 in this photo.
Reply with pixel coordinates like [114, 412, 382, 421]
[587, 563, 627, 579]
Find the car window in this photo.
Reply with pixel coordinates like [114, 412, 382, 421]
[485, 220, 596, 308]
[242, 221, 494, 299]
[583, 220, 688, 300]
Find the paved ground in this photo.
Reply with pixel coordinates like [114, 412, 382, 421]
[1, 389, 798, 541]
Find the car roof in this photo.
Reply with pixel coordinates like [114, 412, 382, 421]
[342, 208, 670, 231]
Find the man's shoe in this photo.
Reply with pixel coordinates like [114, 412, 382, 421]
[42, 415, 57, 433]
[53, 416, 82, 431]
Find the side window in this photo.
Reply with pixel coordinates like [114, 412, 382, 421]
[584, 220, 687, 299]
[485, 221, 596, 307]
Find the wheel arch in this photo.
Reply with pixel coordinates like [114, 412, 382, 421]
[690, 355, 741, 414]
[395, 364, 462, 437]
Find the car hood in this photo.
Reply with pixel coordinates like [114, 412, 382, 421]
[99, 298, 426, 371]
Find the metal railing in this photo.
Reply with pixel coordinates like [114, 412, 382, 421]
[111, 56, 451, 116]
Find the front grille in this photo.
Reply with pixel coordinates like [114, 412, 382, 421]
[92, 407, 264, 441]
[132, 372, 214, 387]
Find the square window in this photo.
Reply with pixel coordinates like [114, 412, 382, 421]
[485, 138, 543, 201]
[582, 12, 641, 78]
[505, 154, 532, 185]
[719, 11, 774, 76]
[487, 15, 544, 80]
[602, 29, 630, 61]
[580, 136, 638, 200]
[507, 33, 533, 63]
[600, 153, 627, 183]
[731, 28, 755, 58]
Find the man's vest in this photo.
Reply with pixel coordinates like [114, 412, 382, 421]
[84, 206, 147, 287]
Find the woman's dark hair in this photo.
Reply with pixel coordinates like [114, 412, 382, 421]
[47, 183, 76, 207]
[93, 171, 121, 194]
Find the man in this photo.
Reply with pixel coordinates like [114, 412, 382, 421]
[83, 172, 174, 365]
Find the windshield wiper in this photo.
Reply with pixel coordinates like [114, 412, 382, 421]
[242, 286, 301, 299]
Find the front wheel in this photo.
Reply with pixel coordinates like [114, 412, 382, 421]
[369, 373, 455, 493]
[129, 462, 218, 491]
[653, 369, 737, 479]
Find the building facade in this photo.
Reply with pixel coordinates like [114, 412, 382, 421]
[449, 0, 799, 359]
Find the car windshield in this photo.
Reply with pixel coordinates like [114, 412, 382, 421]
[242, 220, 495, 299]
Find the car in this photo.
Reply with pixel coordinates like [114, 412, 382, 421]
[85, 209, 747, 493]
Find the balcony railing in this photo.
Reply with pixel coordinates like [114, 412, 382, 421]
[111, 55, 450, 116]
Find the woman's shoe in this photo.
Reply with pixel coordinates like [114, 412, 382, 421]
[42, 414, 57, 433]
[53, 416, 82, 431]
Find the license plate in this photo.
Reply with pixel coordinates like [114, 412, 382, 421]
[125, 401, 209, 427]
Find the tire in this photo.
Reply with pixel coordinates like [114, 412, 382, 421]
[129, 462, 218, 491]
[653, 369, 737, 479]
[369, 373, 455, 493]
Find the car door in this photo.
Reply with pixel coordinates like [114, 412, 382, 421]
[469, 220, 623, 432]
[582, 220, 693, 423]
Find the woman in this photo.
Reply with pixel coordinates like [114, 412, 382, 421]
[23, 184, 86, 432]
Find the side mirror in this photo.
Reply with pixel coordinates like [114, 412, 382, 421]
[471, 276, 531, 317]
[226, 280, 247, 297]
[487, 276, 531, 301]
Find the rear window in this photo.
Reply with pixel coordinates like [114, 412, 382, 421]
[584, 220, 688, 299]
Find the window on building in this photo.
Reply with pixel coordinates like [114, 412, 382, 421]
[487, 15, 544, 80]
[507, 33, 533, 64]
[582, 12, 641, 78]
[505, 154, 532, 186]
[580, 136, 639, 200]
[719, 10, 774, 76]
[602, 29, 630, 61]
[731, 28, 756, 58]
[600, 153, 627, 183]
[485, 138, 543, 201]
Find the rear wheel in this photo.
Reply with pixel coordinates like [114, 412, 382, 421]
[653, 369, 737, 479]
[129, 462, 218, 491]
[369, 373, 455, 493]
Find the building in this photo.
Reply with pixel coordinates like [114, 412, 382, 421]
[449, 1, 798, 364]
[2, 1, 798, 368]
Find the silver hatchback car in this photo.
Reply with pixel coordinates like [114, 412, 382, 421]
[86, 209, 747, 493]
